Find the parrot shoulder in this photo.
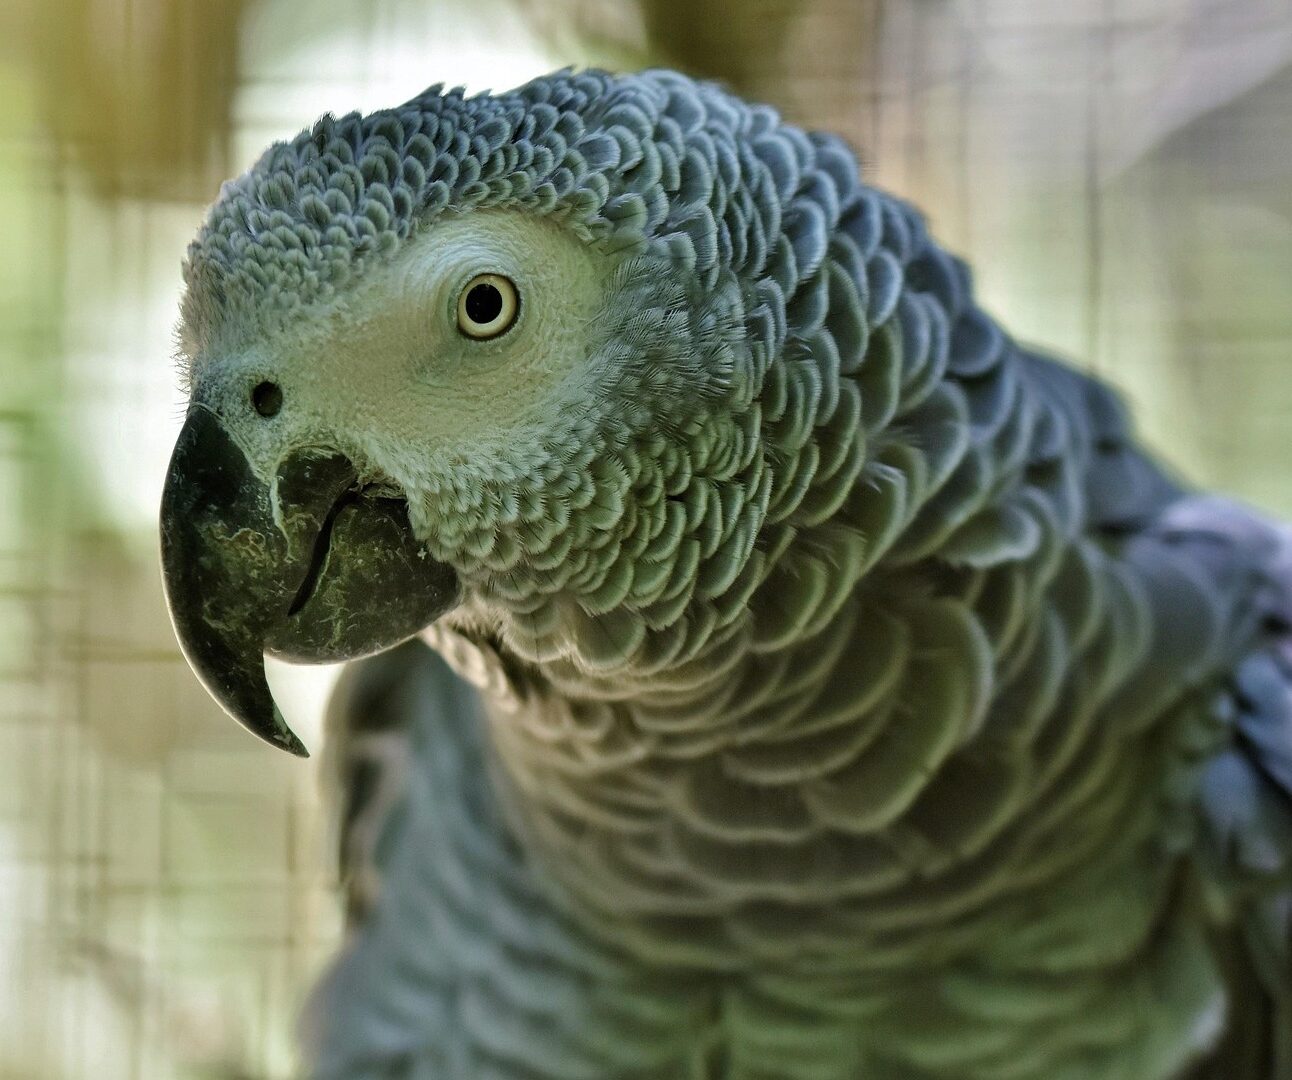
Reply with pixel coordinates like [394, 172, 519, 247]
[301, 639, 491, 1076]
[1143, 496, 1292, 1077]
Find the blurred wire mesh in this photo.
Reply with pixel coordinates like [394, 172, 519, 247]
[1, 0, 1290, 1076]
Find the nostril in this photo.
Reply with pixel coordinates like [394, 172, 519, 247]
[251, 381, 283, 418]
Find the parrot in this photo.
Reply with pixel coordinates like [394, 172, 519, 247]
[158, 67, 1292, 1079]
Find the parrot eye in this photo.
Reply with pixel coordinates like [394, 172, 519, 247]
[457, 274, 519, 340]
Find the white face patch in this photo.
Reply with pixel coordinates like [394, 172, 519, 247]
[189, 209, 617, 488]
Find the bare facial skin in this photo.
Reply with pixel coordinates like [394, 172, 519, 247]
[187, 209, 614, 496]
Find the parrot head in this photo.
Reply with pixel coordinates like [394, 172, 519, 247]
[162, 70, 783, 754]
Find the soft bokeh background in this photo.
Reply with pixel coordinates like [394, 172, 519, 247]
[1, 0, 1290, 1075]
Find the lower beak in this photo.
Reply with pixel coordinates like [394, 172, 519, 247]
[159, 406, 459, 756]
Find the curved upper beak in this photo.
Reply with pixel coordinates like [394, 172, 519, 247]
[159, 406, 460, 756]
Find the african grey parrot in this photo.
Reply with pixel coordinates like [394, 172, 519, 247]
[158, 68, 1292, 1079]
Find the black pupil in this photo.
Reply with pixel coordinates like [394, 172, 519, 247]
[252, 381, 283, 417]
[465, 282, 504, 325]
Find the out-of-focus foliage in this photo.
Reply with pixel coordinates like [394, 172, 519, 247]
[520, 0, 880, 138]
[1, 0, 1289, 1076]
[19, 0, 249, 201]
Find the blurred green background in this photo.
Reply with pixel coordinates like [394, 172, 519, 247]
[0, 0, 1290, 1076]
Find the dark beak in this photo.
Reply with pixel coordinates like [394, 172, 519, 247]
[159, 406, 460, 756]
